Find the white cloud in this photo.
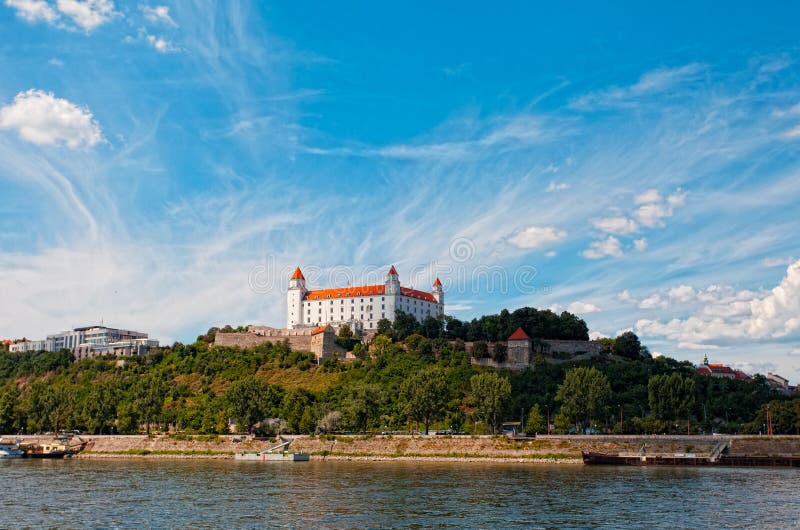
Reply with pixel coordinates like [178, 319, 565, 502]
[5, 0, 57, 23]
[638, 293, 666, 309]
[589, 331, 605, 340]
[678, 342, 720, 350]
[637, 260, 800, 344]
[784, 126, 800, 139]
[48, 57, 64, 66]
[56, 0, 116, 31]
[549, 301, 601, 315]
[0, 89, 103, 148]
[582, 236, 623, 259]
[141, 4, 176, 26]
[761, 256, 795, 267]
[544, 250, 557, 258]
[508, 226, 566, 250]
[652, 351, 664, 358]
[592, 216, 638, 235]
[146, 33, 175, 53]
[618, 290, 637, 303]
[567, 301, 601, 314]
[748, 260, 800, 338]
[635, 189, 662, 204]
[633, 189, 686, 227]
[633, 238, 648, 251]
[667, 190, 687, 207]
[668, 284, 695, 303]
[546, 181, 570, 192]
[634, 202, 670, 228]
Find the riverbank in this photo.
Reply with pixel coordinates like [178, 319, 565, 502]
[8, 434, 800, 462]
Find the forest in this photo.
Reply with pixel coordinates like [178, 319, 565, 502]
[0, 307, 797, 436]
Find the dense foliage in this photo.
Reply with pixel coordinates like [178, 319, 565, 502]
[0, 307, 797, 436]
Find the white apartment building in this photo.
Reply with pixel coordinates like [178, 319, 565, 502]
[286, 266, 444, 330]
[9, 325, 157, 359]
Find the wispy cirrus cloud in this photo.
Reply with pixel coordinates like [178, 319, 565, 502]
[570, 63, 706, 110]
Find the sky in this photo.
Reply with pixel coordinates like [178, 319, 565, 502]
[1, 1, 800, 381]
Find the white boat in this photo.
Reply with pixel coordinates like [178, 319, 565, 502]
[234, 437, 309, 462]
[235, 451, 310, 462]
[0, 439, 23, 459]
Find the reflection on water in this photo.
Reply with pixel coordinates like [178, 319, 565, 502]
[2, 459, 798, 528]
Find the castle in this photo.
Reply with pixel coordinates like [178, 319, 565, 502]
[286, 265, 444, 332]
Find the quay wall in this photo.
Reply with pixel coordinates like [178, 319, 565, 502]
[8, 434, 800, 460]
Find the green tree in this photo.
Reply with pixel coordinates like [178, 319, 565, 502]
[492, 342, 507, 363]
[376, 318, 393, 337]
[82, 379, 120, 434]
[337, 324, 354, 338]
[614, 331, 643, 360]
[648, 373, 696, 426]
[421, 316, 443, 339]
[470, 372, 511, 433]
[526, 403, 547, 435]
[225, 376, 280, 434]
[555, 367, 611, 432]
[393, 310, 420, 340]
[471, 341, 489, 359]
[343, 383, 381, 432]
[134, 375, 166, 434]
[401, 366, 448, 434]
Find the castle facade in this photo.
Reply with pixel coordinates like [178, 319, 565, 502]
[286, 265, 444, 330]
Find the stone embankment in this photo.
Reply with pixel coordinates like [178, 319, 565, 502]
[9, 434, 800, 462]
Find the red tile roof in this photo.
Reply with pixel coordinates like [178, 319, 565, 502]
[400, 287, 437, 303]
[508, 327, 531, 341]
[708, 364, 734, 374]
[388, 265, 398, 275]
[305, 284, 386, 300]
[311, 324, 330, 335]
[304, 284, 439, 303]
[291, 267, 305, 280]
[433, 278, 442, 287]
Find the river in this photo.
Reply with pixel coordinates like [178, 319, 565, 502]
[2, 459, 798, 528]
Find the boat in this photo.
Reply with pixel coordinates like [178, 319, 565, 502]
[235, 437, 309, 462]
[19, 436, 92, 459]
[20, 440, 73, 459]
[0, 439, 23, 459]
[582, 440, 800, 468]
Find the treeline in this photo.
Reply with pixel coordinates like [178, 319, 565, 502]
[378, 306, 590, 342]
[0, 325, 797, 436]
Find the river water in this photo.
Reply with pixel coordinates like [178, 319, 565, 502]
[2, 459, 798, 528]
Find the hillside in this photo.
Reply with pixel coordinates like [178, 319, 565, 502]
[0, 308, 797, 437]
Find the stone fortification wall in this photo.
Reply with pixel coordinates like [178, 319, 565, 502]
[214, 332, 312, 352]
[543, 339, 602, 356]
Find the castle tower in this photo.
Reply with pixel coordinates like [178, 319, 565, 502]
[286, 267, 307, 329]
[432, 277, 443, 304]
[385, 265, 400, 295]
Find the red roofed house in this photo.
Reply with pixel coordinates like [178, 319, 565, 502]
[696, 356, 739, 379]
[287, 265, 444, 332]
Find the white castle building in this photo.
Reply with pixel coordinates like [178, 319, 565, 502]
[286, 265, 444, 330]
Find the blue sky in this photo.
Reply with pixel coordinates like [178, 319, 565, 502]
[2, 1, 800, 381]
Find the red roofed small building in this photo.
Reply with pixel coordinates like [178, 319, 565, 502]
[287, 265, 444, 331]
[507, 327, 533, 366]
[696, 356, 745, 380]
